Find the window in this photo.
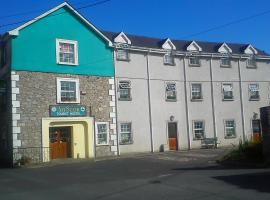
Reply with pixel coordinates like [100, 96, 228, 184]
[247, 56, 256, 68]
[191, 83, 202, 100]
[249, 83, 259, 101]
[165, 82, 177, 101]
[57, 78, 80, 103]
[224, 120, 236, 138]
[116, 49, 129, 61]
[118, 81, 131, 100]
[95, 122, 109, 145]
[220, 57, 231, 67]
[193, 121, 205, 140]
[164, 52, 174, 65]
[189, 56, 200, 66]
[56, 39, 78, 65]
[120, 123, 132, 144]
[222, 83, 233, 100]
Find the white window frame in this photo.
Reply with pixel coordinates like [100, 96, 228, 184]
[222, 83, 233, 101]
[191, 83, 203, 101]
[116, 48, 129, 61]
[189, 56, 200, 66]
[165, 82, 177, 101]
[56, 77, 80, 104]
[118, 80, 131, 101]
[56, 39, 78, 65]
[220, 57, 231, 67]
[119, 122, 133, 145]
[95, 122, 109, 146]
[248, 83, 260, 101]
[246, 56, 257, 68]
[164, 52, 175, 65]
[193, 120, 205, 140]
[224, 119, 236, 138]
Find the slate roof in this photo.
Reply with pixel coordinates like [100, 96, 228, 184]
[103, 31, 269, 56]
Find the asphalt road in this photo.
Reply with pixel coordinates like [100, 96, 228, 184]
[0, 149, 270, 200]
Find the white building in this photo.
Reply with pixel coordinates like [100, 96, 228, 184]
[104, 31, 270, 154]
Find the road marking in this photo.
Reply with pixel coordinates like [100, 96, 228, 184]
[158, 174, 172, 178]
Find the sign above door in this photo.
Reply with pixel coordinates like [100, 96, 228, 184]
[49, 105, 87, 117]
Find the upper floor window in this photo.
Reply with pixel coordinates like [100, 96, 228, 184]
[164, 52, 174, 65]
[247, 56, 256, 68]
[224, 120, 236, 138]
[56, 78, 80, 103]
[56, 39, 78, 65]
[222, 83, 233, 100]
[193, 120, 205, 140]
[189, 56, 200, 66]
[119, 122, 132, 144]
[191, 83, 202, 100]
[116, 49, 129, 61]
[95, 122, 109, 145]
[118, 80, 131, 100]
[220, 57, 231, 67]
[249, 83, 260, 101]
[165, 82, 177, 101]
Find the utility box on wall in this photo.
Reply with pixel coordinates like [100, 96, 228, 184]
[260, 106, 270, 162]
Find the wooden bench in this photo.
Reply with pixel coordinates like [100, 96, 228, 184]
[201, 138, 218, 149]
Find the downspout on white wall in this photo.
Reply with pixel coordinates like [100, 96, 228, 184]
[238, 59, 246, 141]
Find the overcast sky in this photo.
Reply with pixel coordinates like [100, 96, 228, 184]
[0, 0, 269, 53]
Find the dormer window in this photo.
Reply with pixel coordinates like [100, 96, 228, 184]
[220, 57, 231, 67]
[164, 52, 174, 65]
[189, 56, 200, 66]
[247, 56, 256, 68]
[116, 49, 129, 61]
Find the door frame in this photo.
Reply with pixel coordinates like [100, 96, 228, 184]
[166, 121, 179, 151]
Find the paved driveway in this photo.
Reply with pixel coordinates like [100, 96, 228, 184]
[0, 148, 270, 200]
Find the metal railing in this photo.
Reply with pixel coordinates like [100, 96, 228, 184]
[13, 147, 51, 165]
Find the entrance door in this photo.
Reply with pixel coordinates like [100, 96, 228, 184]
[168, 122, 178, 150]
[252, 119, 262, 142]
[49, 127, 71, 159]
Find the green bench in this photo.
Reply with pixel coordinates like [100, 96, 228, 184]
[201, 138, 218, 149]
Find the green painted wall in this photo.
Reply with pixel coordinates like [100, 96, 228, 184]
[11, 7, 114, 76]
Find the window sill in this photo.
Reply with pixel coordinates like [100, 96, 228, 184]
[164, 63, 175, 66]
[166, 99, 177, 102]
[96, 144, 109, 146]
[225, 136, 237, 139]
[119, 142, 133, 145]
[57, 101, 80, 104]
[189, 64, 201, 67]
[193, 138, 204, 141]
[220, 65, 231, 68]
[249, 98, 260, 101]
[118, 98, 132, 101]
[116, 58, 130, 62]
[222, 98, 234, 101]
[191, 98, 203, 102]
[246, 66, 257, 69]
[57, 62, 78, 66]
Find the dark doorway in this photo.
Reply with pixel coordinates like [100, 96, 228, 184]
[252, 119, 262, 142]
[49, 127, 72, 159]
[168, 122, 178, 150]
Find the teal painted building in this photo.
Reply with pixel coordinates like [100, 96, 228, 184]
[0, 2, 118, 167]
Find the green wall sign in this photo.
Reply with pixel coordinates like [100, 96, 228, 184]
[49, 105, 87, 117]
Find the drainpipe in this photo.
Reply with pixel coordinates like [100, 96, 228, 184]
[146, 51, 154, 152]
[238, 58, 246, 142]
[183, 57, 191, 150]
[209, 56, 217, 145]
[112, 51, 120, 156]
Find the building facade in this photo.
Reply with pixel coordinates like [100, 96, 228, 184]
[104, 31, 270, 154]
[0, 3, 118, 166]
[1, 2, 270, 166]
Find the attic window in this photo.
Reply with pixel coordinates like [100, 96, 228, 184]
[189, 56, 200, 66]
[220, 57, 231, 67]
[247, 56, 257, 68]
[116, 49, 129, 61]
[164, 52, 174, 65]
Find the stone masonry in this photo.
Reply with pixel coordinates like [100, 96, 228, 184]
[15, 71, 117, 158]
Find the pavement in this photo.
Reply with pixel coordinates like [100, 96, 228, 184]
[0, 148, 270, 200]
